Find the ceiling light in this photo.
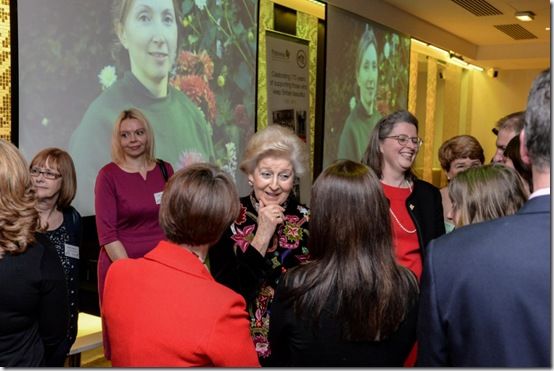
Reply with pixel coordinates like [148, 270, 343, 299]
[515, 11, 535, 22]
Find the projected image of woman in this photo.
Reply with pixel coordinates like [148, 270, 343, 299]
[68, 0, 215, 216]
[337, 26, 382, 162]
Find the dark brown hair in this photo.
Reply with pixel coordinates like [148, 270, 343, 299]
[159, 163, 240, 246]
[280, 160, 418, 341]
[362, 109, 419, 180]
[504, 135, 533, 191]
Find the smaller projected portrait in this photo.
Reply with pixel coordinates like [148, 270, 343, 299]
[323, 6, 411, 167]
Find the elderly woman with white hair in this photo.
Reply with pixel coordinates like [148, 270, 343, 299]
[209, 124, 310, 365]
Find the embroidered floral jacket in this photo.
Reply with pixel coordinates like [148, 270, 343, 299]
[208, 193, 310, 362]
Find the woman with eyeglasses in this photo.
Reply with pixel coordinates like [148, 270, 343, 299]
[362, 110, 444, 366]
[29, 148, 82, 365]
[95, 108, 174, 360]
[362, 110, 445, 282]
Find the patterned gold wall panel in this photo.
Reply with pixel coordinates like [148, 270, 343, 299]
[422, 59, 437, 183]
[257, 0, 319, 178]
[408, 49, 418, 114]
[295, 11, 317, 177]
[443, 65, 462, 141]
[256, 0, 274, 131]
[0, 0, 10, 141]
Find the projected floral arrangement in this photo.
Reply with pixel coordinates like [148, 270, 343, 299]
[170, 0, 257, 179]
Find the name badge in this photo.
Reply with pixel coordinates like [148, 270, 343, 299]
[154, 191, 164, 205]
[64, 243, 79, 259]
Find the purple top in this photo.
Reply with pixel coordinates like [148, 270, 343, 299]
[95, 161, 174, 258]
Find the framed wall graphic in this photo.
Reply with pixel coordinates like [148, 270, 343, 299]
[265, 30, 310, 142]
[12, 0, 259, 216]
[323, 5, 411, 168]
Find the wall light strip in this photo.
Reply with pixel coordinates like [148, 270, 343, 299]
[411, 38, 484, 73]
[428, 44, 449, 57]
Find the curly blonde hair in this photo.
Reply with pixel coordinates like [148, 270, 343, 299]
[0, 140, 39, 257]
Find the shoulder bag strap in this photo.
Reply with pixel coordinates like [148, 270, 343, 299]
[157, 159, 169, 183]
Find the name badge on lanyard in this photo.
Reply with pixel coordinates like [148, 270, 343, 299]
[64, 243, 79, 259]
[154, 191, 164, 205]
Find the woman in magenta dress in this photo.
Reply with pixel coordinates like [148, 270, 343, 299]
[95, 108, 173, 359]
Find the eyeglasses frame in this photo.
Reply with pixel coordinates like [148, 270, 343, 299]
[30, 167, 62, 180]
[382, 135, 423, 147]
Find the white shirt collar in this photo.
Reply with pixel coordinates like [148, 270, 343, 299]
[529, 187, 550, 200]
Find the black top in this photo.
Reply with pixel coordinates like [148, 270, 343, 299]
[406, 178, 446, 256]
[269, 279, 419, 367]
[209, 193, 310, 363]
[0, 235, 69, 366]
[40, 206, 82, 363]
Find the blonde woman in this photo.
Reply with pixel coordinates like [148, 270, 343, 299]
[0, 139, 68, 366]
[447, 164, 528, 228]
[95, 108, 174, 359]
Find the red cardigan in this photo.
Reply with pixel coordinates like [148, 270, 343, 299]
[103, 240, 260, 367]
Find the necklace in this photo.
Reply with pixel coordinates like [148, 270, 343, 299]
[386, 179, 417, 234]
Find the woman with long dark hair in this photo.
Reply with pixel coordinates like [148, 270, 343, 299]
[269, 160, 418, 366]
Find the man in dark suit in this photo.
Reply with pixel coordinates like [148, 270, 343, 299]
[417, 69, 550, 367]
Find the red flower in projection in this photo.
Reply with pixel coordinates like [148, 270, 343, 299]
[198, 50, 214, 79]
[177, 50, 197, 72]
[173, 74, 217, 123]
[176, 50, 213, 79]
[234, 104, 250, 129]
[171, 50, 217, 123]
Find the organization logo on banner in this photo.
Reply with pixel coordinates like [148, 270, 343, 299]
[296, 49, 307, 69]
[271, 48, 290, 61]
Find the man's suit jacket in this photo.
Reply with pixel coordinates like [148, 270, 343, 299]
[417, 195, 551, 367]
[103, 240, 260, 367]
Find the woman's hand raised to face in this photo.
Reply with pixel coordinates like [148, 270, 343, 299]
[250, 199, 285, 256]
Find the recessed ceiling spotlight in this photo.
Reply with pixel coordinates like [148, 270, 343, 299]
[515, 11, 535, 22]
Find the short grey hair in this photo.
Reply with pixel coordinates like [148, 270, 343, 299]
[239, 124, 309, 176]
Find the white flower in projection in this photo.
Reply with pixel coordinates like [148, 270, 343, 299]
[221, 142, 237, 181]
[350, 96, 356, 111]
[178, 150, 205, 170]
[98, 66, 117, 90]
[384, 42, 391, 59]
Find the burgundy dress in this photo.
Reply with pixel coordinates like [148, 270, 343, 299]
[95, 161, 173, 359]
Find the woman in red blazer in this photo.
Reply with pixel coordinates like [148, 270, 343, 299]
[103, 163, 260, 367]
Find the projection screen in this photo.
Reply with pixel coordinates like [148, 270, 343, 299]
[323, 5, 411, 168]
[15, 0, 258, 216]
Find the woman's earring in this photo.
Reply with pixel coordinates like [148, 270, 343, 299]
[248, 180, 253, 187]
